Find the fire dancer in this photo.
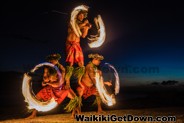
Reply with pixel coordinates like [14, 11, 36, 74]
[26, 53, 80, 119]
[65, 10, 92, 89]
[76, 53, 112, 114]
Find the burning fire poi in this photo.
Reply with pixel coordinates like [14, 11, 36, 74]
[95, 63, 120, 106]
[22, 62, 62, 112]
[70, 5, 106, 48]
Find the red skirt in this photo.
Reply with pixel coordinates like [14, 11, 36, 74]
[77, 82, 97, 99]
[36, 85, 70, 104]
[66, 41, 84, 65]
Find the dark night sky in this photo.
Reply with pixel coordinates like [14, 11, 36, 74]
[0, 0, 184, 85]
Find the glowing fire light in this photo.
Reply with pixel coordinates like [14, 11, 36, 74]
[70, 5, 106, 48]
[95, 63, 120, 106]
[70, 5, 89, 37]
[105, 63, 120, 95]
[22, 62, 62, 112]
[95, 72, 116, 106]
[88, 15, 106, 48]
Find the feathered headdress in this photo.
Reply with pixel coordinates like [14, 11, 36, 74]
[88, 53, 104, 60]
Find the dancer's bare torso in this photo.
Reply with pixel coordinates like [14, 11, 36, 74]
[81, 63, 102, 88]
[66, 26, 80, 43]
[66, 20, 91, 43]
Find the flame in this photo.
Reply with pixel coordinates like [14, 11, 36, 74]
[105, 63, 120, 95]
[95, 63, 120, 106]
[31, 62, 62, 84]
[95, 72, 116, 106]
[22, 74, 58, 111]
[88, 15, 106, 48]
[70, 5, 89, 37]
[70, 5, 106, 48]
[22, 62, 63, 112]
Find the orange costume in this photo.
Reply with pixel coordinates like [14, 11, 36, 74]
[36, 85, 71, 104]
[77, 82, 97, 99]
[66, 41, 84, 65]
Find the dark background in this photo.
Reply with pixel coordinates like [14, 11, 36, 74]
[1, 0, 184, 85]
[0, 0, 184, 120]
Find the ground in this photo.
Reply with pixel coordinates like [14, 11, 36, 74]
[1, 72, 184, 123]
[1, 107, 184, 123]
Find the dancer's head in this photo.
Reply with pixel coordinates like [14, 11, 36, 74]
[88, 53, 104, 66]
[77, 10, 87, 21]
[46, 53, 61, 65]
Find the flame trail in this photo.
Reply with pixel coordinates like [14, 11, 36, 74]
[88, 15, 106, 48]
[70, 5, 106, 48]
[22, 74, 58, 111]
[105, 63, 120, 95]
[95, 63, 120, 106]
[22, 62, 62, 112]
[70, 5, 89, 37]
[95, 72, 116, 106]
